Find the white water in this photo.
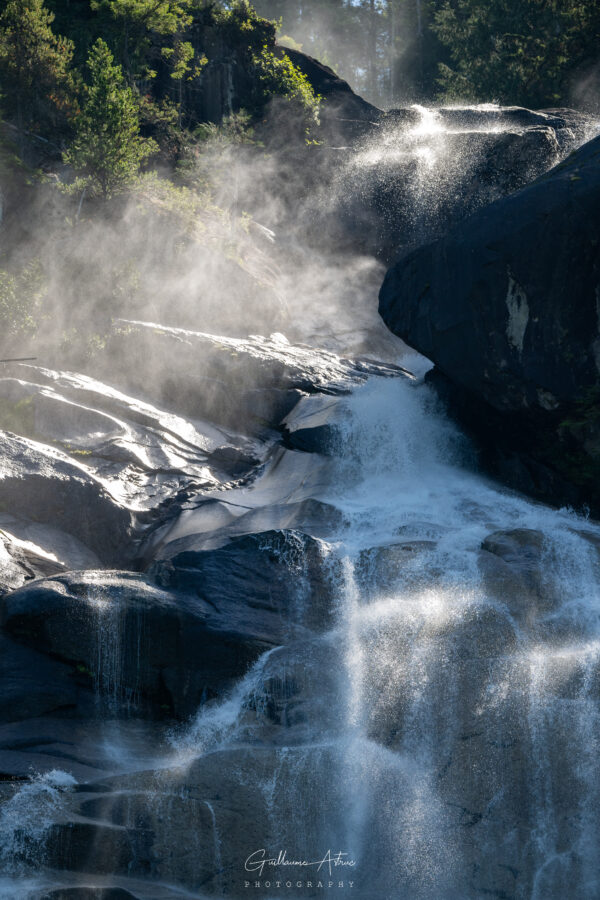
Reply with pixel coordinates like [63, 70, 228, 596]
[3, 359, 600, 898]
[2, 108, 600, 898]
[156, 375, 600, 898]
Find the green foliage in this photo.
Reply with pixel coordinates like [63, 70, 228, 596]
[253, 44, 321, 127]
[433, 0, 600, 107]
[138, 94, 185, 155]
[91, 0, 193, 81]
[0, 261, 44, 342]
[212, 0, 277, 49]
[64, 38, 157, 198]
[0, 0, 75, 138]
[175, 110, 256, 192]
[193, 110, 256, 145]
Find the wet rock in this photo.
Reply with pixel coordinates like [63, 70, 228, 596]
[152, 497, 345, 558]
[0, 432, 132, 566]
[0, 529, 66, 595]
[480, 527, 544, 594]
[481, 528, 545, 569]
[64, 744, 346, 895]
[379, 131, 600, 513]
[45, 821, 146, 878]
[0, 717, 170, 781]
[102, 323, 407, 436]
[151, 528, 336, 634]
[339, 106, 596, 262]
[282, 394, 343, 455]
[0, 634, 81, 723]
[355, 540, 438, 599]
[0, 572, 274, 718]
[1, 531, 333, 719]
[477, 528, 563, 624]
[0, 367, 262, 514]
[435, 104, 592, 140]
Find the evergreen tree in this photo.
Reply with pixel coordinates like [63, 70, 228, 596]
[0, 0, 75, 140]
[64, 38, 157, 198]
[433, 0, 600, 107]
[91, 0, 193, 81]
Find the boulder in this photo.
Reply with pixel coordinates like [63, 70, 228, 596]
[355, 540, 438, 600]
[1, 530, 333, 719]
[379, 132, 600, 512]
[0, 634, 82, 723]
[101, 323, 406, 438]
[151, 529, 336, 634]
[47, 743, 348, 896]
[0, 571, 273, 719]
[477, 528, 554, 627]
[282, 394, 343, 455]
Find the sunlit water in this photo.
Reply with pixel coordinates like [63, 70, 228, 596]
[3, 371, 600, 899]
[160, 375, 600, 898]
[2, 107, 600, 898]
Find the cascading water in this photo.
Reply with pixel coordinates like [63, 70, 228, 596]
[3, 107, 600, 900]
[155, 374, 600, 899]
[3, 366, 600, 898]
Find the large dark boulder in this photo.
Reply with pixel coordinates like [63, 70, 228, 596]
[0, 571, 273, 719]
[150, 528, 335, 634]
[328, 105, 596, 262]
[379, 133, 600, 512]
[1, 530, 333, 720]
[0, 634, 83, 723]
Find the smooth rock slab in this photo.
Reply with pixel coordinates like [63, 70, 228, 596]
[0, 432, 132, 566]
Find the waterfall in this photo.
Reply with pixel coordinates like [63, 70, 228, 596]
[157, 374, 600, 897]
[3, 367, 600, 897]
[2, 104, 600, 899]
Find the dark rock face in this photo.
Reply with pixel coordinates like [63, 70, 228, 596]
[1, 530, 333, 719]
[0, 634, 82, 722]
[379, 133, 600, 512]
[150, 529, 335, 635]
[1, 571, 269, 719]
[283, 48, 380, 141]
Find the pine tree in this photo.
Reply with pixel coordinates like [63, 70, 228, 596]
[64, 38, 157, 198]
[0, 0, 75, 140]
[432, 0, 600, 107]
[91, 0, 192, 81]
